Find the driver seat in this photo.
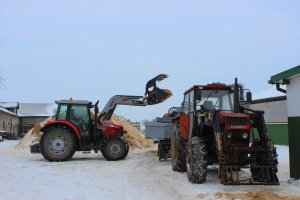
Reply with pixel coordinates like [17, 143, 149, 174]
[203, 101, 214, 110]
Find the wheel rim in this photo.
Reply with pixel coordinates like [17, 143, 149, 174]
[49, 136, 67, 153]
[108, 142, 122, 156]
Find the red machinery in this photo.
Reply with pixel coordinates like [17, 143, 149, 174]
[31, 74, 172, 162]
[150, 78, 279, 185]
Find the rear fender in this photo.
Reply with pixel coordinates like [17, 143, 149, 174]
[41, 120, 81, 140]
[179, 113, 189, 141]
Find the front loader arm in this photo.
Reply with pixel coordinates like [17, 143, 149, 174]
[241, 106, 268, 140]
[99, 95, 146, 121]
[99, 74, 172, 122]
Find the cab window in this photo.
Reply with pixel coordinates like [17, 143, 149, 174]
[69, 105, 90, 136]
[57, 104, 68, 120]
[182, 93, 189, 113]
[189, 91, 194, 113]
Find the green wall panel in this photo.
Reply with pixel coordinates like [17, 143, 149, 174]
[288, 116, 300, 179]
[252, 123, 288, 145]
[266, 124, 288, 145]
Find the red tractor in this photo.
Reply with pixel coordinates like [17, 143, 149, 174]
[30, 74, 172, 162]
[169, 78, 279, 185]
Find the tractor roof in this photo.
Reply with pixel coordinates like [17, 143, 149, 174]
[184, 83, 233, 95]
[55, 100, 92, 105]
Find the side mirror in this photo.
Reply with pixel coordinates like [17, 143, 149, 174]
[246, 92, 252, 102]
[239, 88, 244, 101]
[94, 101, 99, 122]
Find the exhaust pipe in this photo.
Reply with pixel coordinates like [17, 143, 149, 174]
[234, 78, 240, 113]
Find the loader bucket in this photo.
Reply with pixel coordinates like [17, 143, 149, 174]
[145, 74, 173, 105]
[219, 165, 280, 185]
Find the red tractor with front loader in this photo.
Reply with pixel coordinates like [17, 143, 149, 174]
[148, 78, 279, 185]
[30, 74, 172, 162]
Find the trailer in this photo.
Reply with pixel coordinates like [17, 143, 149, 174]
[145, 117, 172, 161]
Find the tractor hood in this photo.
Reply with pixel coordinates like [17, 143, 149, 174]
[101, 121, 123, 129]
[219, 112, 250, 123]
[100, 121, 124, 137]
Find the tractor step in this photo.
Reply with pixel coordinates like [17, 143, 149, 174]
[220, 165, 279, 185]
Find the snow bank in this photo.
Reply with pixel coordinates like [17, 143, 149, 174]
[0, 142, 299, 200]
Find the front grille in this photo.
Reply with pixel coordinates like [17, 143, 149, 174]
[224, 131, 250, 145]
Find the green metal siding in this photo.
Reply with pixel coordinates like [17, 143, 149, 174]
[252, 123, 288, 145]
[269, 65, 300, 84]
[288, 116, 300, 179]
[266, 123, 288, 145]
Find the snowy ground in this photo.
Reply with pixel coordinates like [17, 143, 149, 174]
[0, 140, 299, 200]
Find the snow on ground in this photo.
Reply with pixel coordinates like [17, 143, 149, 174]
[0, 140, 299, 200]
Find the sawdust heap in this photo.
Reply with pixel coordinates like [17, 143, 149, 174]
[214, 191, 300, 200]
[15, 116, 52, 149]
[16, 115, 153, 149]
[111, 115, 153, 149]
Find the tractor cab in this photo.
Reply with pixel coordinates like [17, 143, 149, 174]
[55, 100, 93, 140]
[179, 83, 236, 141]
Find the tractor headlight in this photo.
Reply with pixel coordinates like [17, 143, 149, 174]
[242, 132, 249, 139]
[227, 133, 232, 139]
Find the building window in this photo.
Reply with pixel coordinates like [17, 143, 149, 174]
[23, 124, 33, 133]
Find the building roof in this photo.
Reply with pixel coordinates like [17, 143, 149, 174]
[251, 95, 287, 105]
[0, 105, 18, 117]
[18, 103, 57, 117]
[0, 102, 19, 108]
[269, 65, 300, 84]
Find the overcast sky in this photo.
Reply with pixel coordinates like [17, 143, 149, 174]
[0, 1, 299, 121]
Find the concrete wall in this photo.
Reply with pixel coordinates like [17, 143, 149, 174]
[286, 75, 300, 179]
[287, 75, 300, 117]
[249, 100, 287, 123]
[247, 99, 288, 145]
[0, 112, 19, 138]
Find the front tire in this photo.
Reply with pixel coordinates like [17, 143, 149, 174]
[40, 127, 76, 162]
[250, 138, 279, 183]
[102, 136, 129, 161]
[186, 137, 208, 183]
[171, 123, 186, 171]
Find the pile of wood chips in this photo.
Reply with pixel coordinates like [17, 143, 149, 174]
[111, 115, 153, 149]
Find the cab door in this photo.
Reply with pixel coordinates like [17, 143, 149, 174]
[69, 105, 92, 140]
[180, 92, 194, 141]
[188, 90, 195, 139]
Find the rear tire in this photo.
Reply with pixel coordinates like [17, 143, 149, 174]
[186, 137, 208, 183]
[102, 136, 129, 161]
[40, 127, 76, 162]
[171, 123, 186, 171]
